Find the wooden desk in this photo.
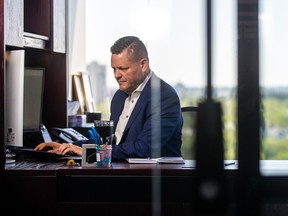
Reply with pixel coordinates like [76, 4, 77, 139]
[3, 159, 288, 216]
[58, 161, 196, 216]
[3, 159, 237, 216]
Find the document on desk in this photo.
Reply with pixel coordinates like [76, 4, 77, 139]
[127, 157, 185, 164]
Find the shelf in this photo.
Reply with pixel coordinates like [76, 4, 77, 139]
[23, 32, 49, 49]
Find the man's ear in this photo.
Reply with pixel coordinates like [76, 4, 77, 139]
[140, 58, 149, 71]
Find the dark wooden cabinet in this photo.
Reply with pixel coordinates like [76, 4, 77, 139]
[0, 0, 67, 169]
[3, 161, 201, 216]
[57, 173, 193, 216]
[23, 0, 66, 53]
[4, 0, 66, 52]
[3, 171, 58, 216]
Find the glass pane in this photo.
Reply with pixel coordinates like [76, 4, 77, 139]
[260, 0, 288, 161]
[213, 0, 237, 160]
[84, 0, 237, 160]
[85, 0, 206, 113]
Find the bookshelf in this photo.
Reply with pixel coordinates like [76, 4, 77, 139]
[0, 0, 67, 169]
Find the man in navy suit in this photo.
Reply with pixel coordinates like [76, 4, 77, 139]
[109, 36, 183, 159]
[35, 36, 183, 160]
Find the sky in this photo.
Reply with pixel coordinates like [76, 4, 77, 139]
[85, 0, 288, 90]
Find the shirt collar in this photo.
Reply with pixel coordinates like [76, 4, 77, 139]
[132, 70, 153, 94]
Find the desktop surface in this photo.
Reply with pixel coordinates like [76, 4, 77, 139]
[6, 159, 288, 177]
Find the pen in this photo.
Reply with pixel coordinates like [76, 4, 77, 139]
[88, 127, 102, 144]
[94, 127, 103, 144]
[224, 162, 236, 166]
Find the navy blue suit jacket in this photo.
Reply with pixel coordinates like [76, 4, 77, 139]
[110, 73, 183, 160]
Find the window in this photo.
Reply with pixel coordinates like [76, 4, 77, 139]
[81, 0, 238, 160]
[259, 0, 288, 160]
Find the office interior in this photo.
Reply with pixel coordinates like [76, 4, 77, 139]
[1, 0, 288, 215]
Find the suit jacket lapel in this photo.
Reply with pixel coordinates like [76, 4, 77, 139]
[124, 75, 153, 131]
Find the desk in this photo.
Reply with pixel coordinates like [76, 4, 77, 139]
[3, 159, 235, 216]
[58, 161, 197, 216]
[3, 160, 288, 216]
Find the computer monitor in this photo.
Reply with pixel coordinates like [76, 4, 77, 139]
[23, 67, 46, 147]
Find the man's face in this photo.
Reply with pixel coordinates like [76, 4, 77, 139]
[111, 49, 148, 95]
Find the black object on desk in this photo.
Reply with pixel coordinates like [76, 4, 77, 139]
[72, 126, 91, 138]
[86, 112, 101, 123]
[7, 146, 81, 161]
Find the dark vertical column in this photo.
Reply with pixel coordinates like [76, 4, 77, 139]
[193, 0, 226, 215]
[206, 0, 212, 100]
[237, 0, 261, 215]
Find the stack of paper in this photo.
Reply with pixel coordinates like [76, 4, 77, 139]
[126, 157, 185, 164]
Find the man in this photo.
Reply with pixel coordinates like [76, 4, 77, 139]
[35, 36, 183, 160]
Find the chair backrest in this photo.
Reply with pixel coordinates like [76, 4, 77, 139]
[181, 106, 198, 113]
[181, 106, 198, 160]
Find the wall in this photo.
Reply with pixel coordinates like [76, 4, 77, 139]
[67, 0, 86, 100]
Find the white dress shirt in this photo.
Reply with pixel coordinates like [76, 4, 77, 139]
[115, 71, 152, 144]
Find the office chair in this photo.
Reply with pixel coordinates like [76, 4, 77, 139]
[181, 106, 198, 113]
[181, 106, 198, 160]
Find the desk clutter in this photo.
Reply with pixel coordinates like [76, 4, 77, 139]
[68, 112, 102, 127]
[82, 144, 112, 168]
